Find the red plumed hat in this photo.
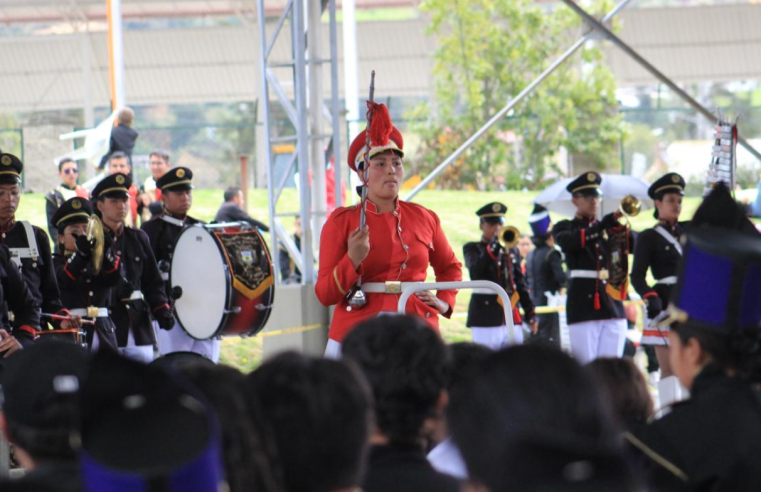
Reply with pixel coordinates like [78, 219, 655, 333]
[347, 102, 404, 172]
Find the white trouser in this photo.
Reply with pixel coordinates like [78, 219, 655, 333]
[118, 328, 155, 364]
[155, 321, 221, 363]
[471, 325, 523, 350]
[568, 319, 627, 364]
[324, 339, 342, 360]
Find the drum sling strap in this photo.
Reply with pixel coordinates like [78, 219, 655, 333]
[161, 215, 185, 227]
[8, 220, 39, 269]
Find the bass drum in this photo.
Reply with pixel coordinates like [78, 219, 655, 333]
[170, 223, 275, 340]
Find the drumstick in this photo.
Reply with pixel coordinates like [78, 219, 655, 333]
[42, 314, 96, 326]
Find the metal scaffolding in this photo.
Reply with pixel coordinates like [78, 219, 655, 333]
[256, 0, 343, 285]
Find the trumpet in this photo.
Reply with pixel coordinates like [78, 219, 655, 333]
[86, 214, 105, 275]
[613, 195, 641, 225]
[498, 225, 521, 249]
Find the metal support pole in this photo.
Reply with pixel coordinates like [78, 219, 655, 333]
[293, 1, 315, 283]
[257, 0, 281, 286]
[405, 0, 634, 201]
[560, 0, 761, 163]
[308, 0, 327, 260]
[106, 0, 125, 110]
[329, 0, 342, 209]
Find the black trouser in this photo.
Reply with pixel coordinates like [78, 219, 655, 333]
[528, 312, 560, 348]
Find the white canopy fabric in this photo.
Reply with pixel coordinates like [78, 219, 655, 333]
[534, 174, 653, 218]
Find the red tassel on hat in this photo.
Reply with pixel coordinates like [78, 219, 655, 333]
[368, 102, 393, 147]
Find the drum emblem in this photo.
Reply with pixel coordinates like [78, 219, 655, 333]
[241, 250, 254, 264]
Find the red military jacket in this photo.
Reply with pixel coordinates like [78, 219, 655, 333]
[316, 199, 462, 342]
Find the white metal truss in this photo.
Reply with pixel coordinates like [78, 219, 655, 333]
[256, 0, 343, 285]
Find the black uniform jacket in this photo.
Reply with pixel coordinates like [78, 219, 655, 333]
[0, 245, 40, 345]
[107, 226, 170, 346]
[362, 443, 460, 492]
[0, 221, 66, 323]
[553, 216, 630, 324]
[526, 240, 566, 307]
[463, 240, 534, 327]
[630, 221, 687, 307]
[628, 365, 761, 491]
[214, 202, 269, 232]
[141, 213, 203, 300]
[53, 249, 120, 351]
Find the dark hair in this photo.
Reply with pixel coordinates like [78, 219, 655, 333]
[149, 150, 170, 163]
[224, 186, 242, 202]
[57, 158, 76, 172]
[247, 352, 372, 492]
[180, 364, 283, 492]
[109, 151, 128, 163]
[673, 323, 761, 383]
[341, 315, 451, 444]
[448, 345, 626, 490]
[587, 358, 653, 429]
[448, 342, 492, 391]
[6, 415, 77, 462]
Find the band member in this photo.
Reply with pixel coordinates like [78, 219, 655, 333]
[0, 245, 41, 354]
[315, 102, 462, 357]
[92, 173, 174, 363]
[463, 203, 536, 349]
[0, 153, 77, 332]
[630, 173, 686, 380]
[629, 184, 761, 491]
[553, 172, 630, 363]
[141, 167, 220, 362]
[139, 150, 172, 222]
[45, 157, 89, 244]
[51, 197, 120, 352]
[526, 204, 566, 347]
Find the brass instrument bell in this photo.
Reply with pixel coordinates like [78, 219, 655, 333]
[498, 225, 521, 249]
[619, 195, 641, 217]
[86, 214, 105, 275]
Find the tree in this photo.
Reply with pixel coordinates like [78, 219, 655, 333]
[408, 0, 626, 190]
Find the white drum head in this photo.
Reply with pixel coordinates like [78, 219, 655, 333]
[171, 226, 228, 339]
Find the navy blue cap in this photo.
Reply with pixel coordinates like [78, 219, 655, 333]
[528, 204, 551, 237]
[567, 172, 602, 196]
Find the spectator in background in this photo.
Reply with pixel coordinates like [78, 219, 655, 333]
[98, 107, 138, 170]
[0, 342, 89, 492]
[45, 158, 89, 244]
[107, 152, 139, 227]
[215, 186, 269, 232]
[517, 233, 533, 275]
[448, 345, 635, 492]
[341, 315, 460, 492]
[139, 150, 172, 222]
[587, 358, 654, 433]
[247, 352, 372, 492]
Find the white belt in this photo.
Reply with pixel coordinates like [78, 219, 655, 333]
[569, 269, 609, 280]
[69, 307, 109, 318]
[361, 281, 420, 294]
[656, 276, 677, 285]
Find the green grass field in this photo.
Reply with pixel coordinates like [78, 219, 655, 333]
[17, 189, 704, 371]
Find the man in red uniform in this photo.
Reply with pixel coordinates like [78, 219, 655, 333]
[315, 102, 462, 357]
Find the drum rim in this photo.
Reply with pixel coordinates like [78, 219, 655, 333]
[171, 225, 231, 340]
